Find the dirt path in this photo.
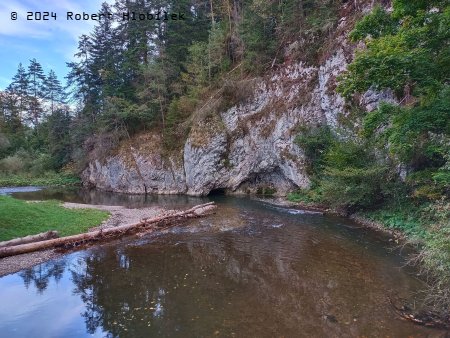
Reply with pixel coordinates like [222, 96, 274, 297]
[0, 203, 168, 277]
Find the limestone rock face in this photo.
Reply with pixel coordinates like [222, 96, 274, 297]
[83, 137, 187, 195]
[82, 2, 394, 196]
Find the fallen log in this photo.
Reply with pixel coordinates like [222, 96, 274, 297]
[0, 202, 216, 258]
[0, 231, 59, 249]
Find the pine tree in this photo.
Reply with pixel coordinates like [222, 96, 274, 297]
[27, 58, 46, 126]
[47, 107, 72, 169]
[43, 70, 66, 115]
[67, 34, 93, 107]
[0, 91, 21, 133]
[6, 63, 29, 124]
[90, 2, 119, 104]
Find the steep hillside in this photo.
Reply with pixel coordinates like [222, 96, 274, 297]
[83, 0, 390, 196]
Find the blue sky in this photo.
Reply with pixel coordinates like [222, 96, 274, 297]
[0, 0, 113, 89]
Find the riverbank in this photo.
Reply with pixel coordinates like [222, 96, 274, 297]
[0, 196, 109, 241]
[285, 192, 450, 318]
[0, 200, 168, 276]
[0, 173, 80, 187]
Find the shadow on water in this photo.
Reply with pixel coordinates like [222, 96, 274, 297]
[0, 189, 446, 337]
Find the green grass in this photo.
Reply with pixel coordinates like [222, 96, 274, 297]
[0, 173, 80, 187]
[360, 201, 450, 312]
[359, 204, 425, 237]
[0, 196, 109, 241]
[287, 188, 322, 204]
[288, 189, 450, 313]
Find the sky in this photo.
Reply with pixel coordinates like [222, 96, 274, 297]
[0, 0, 113, 90]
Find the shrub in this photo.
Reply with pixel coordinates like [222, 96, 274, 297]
[295, 125, 335, 176]
[0, 133, 10, 152]
[256, 186, 276, 196]
[320, 140, 387, 210]
[321, 166, 387, 210]
[0, 154, 25, 174]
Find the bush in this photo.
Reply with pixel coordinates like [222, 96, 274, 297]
[0, 133, 10, 153]
[0, 172, 80, 187]
[320, 140, 387, 210]
[0, 154, 25, 174]
[321, 166, 387, 210]
[295, 125, 334, 176]
[29, 153, 53, 175]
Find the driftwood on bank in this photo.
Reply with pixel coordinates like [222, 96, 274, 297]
[0, 231, 59, 249]
[0, 202, 216, 259]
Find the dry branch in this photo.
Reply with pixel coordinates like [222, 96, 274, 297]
[0, 202, 216, 258]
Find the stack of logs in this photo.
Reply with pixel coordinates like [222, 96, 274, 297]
[0, 202, 217, 258]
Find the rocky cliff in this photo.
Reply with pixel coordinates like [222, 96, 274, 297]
[82, 1, 392, 196]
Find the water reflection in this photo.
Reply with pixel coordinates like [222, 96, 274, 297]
[11, 187, 208, 209]
[0, 186, 43, 195]
[19, 259, 66, 293]
[1, 196, 445, 337]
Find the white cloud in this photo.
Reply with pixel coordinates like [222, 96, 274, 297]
[0, 0, 113, 40]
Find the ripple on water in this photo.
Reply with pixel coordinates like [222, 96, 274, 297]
[0, 192, 444, 337]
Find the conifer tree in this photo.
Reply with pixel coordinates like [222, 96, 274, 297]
[7, 63, 29, 124]
[43, 70, 66, 115]
[27, 58, 46, 126]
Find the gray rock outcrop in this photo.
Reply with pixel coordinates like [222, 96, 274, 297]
[82, 2, 393, 196]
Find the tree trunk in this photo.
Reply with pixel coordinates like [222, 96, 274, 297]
[0, 203, 216, 258]
[0, 231, 59, 249]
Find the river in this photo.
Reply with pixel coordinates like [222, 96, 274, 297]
[0, 187, 446, 337]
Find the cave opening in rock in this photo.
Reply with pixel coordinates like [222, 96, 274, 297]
[208, 188, 226, 196]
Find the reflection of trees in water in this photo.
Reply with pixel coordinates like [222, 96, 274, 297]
[69, 249, 177, 338]
[19, 259, 66, 293]
[70, 254, 108, 335]
[66, 230, 375, 337]
[69, 240, 276, 338]
[11, 187, 207, 209]
[25, 221, 426, 337]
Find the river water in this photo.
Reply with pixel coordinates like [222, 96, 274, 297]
[0, 188, 446, 337]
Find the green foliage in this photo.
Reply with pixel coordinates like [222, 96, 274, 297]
[287, 189, 322, 204]
[361, 199, 450, 313]
[406, 168, 450, 201]
[295, 130, 389, 210]
[1, 59, 72, 178]
[338, 3, 450, 99]
[361, 87, 450, 186]
[256, 186, 276, 196]
[163, 97, 196, 151]
[335, 0, 450, 206]
[241, 1, 278, 72]
[295, 125, 334, 176]
[0, 173, 80, 187]
[349, 6, 397, 41]
[321, 165, 387, 210]
[328, 2, 450, 312]
[392, 0, 448, 19]
[361, 202, 424, 236]
[0, 196, 108, 241]
[240, 0, 341, 71]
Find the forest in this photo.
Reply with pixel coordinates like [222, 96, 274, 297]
[0, 0, 449, 314]
[0, 0, 344, 176]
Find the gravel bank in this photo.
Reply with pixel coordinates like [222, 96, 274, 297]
[0, 203, 167, 277]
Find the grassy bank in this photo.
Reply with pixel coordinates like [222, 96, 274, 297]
[0, 173, 80, 187]
[288, 190, 450, 313]
[360, 200, 450, 311]
[0, 196, 109, 242]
